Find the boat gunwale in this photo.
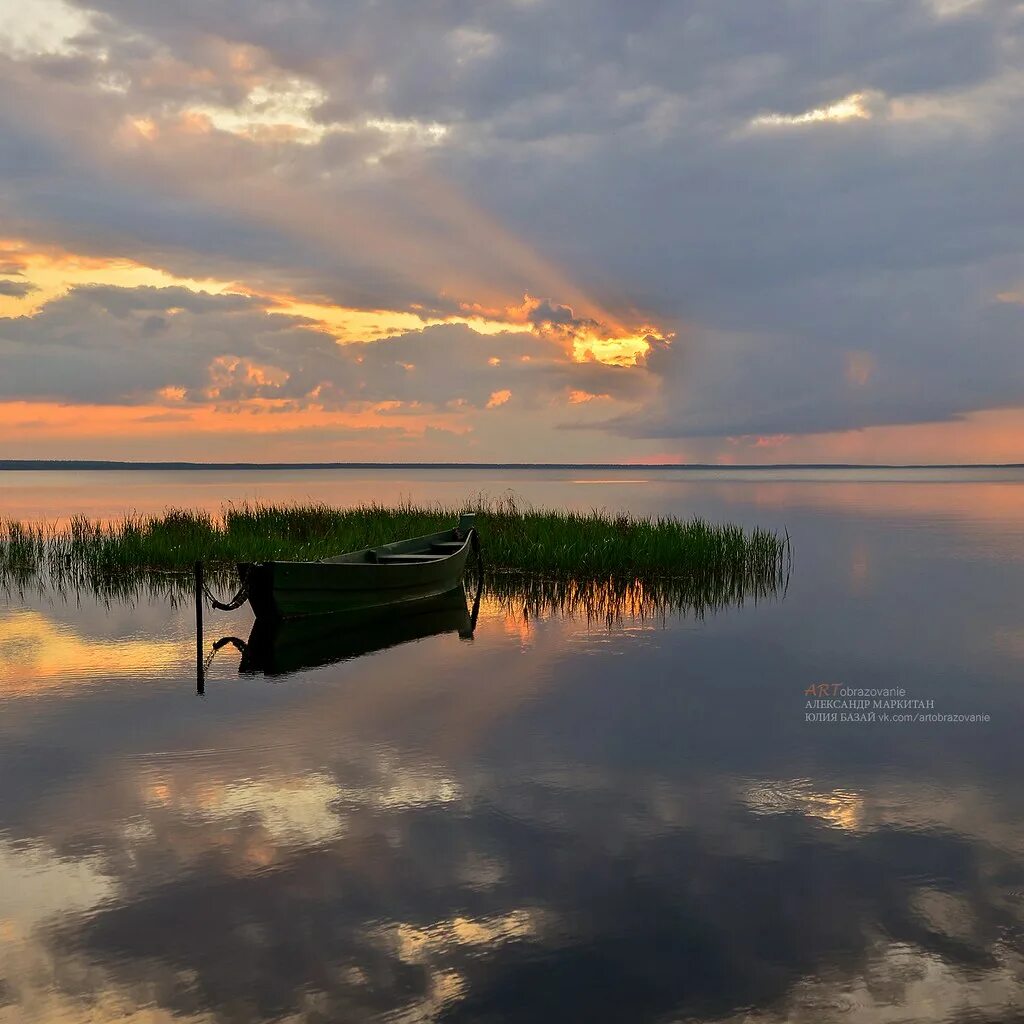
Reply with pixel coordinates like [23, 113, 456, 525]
[246, 525, 472, 571]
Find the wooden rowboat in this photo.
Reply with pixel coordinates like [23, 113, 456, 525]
[238, 513, 480, 620]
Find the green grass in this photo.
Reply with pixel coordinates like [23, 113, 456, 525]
[0, 497, 790, 615]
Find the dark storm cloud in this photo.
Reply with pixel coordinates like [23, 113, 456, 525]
[1, 0, 1022, 442]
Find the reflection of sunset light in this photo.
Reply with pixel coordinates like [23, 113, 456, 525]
[744, 779, 866, 831]
[379, 909, 555, 982]
[0, 610, 181, 691]
[145, 782, 174, 807]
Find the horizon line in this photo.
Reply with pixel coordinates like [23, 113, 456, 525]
[3, 459, 1024, 471]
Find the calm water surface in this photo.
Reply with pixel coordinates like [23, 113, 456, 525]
[2, 468, 1024, 1023]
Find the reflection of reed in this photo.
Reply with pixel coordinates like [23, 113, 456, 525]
[0, 561, 237, 611]
[3, 558, 788, 628]
[486, 563, 789, 628]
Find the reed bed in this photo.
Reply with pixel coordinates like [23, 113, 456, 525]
[1, 497, 789, 610]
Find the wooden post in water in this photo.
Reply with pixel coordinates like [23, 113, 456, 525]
[195, 560, 205, 696]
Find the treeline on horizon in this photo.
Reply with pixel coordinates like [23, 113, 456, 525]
[3, 460, 1021, 471]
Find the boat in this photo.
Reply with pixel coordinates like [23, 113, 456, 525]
[237, 513, 481, 620]
[233, 582, 480, 676]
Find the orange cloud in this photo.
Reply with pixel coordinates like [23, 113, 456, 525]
[0, 61, 667, 358]
[0, 237, 665, 365]
[0, 237, 237, 318]
[206, 355, 290, 398]
[568, 389, 611, 404]
[491, 293, 667, 365]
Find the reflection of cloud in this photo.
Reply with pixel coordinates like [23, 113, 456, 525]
[12, 700, 1024, 1024]
[377, 908, 556, 963]
[0, 610, 182, 692]
[141, 771, 348, 848]
[711, 943, 1024, 1024]
[3, 583, 1024, 1022]
[0, 839, 113, 935]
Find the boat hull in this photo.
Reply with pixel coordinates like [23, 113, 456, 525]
[238, 523, 476, 619]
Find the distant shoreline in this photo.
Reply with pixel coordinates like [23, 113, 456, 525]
[2, 460, 1023, 472]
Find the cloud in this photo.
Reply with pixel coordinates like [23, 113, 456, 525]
[0, 0, 1021, 457]
[0, 284, 650, 416]
[0, 279, 36, 297]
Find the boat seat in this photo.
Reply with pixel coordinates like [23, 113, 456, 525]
[430, 541, 464, 550]
[375, 553, 446, 562]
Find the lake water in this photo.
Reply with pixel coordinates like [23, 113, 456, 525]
[2, 467, 1024, 1023]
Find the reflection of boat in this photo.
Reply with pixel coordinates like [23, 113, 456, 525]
[229, 583, 481, 677]
[238, 515, 479, 620]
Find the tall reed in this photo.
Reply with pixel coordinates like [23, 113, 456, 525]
[1, 496, 790, 600]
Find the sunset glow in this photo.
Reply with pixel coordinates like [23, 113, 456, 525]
[0, 0, 1020, 463]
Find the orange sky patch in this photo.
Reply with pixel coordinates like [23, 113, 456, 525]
[0, 398, 468, 441]
[0, 237, 237, 317]
[724, 407, 1024, 464]
[0, 237, 663, 363]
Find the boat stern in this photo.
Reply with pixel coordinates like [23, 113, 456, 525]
[238, 562, 278, 620]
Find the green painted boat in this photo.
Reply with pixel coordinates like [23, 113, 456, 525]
[235, 583, 480, 676]
[238, 513, 480, 620]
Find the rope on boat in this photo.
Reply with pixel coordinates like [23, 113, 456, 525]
[204, 578, 249, 612]
[194, 561, 249, 612]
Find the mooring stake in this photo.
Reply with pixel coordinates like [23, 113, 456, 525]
[195, 560, 205, 696]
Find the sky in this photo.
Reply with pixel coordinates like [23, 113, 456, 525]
[0, 0, 1022, 464]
